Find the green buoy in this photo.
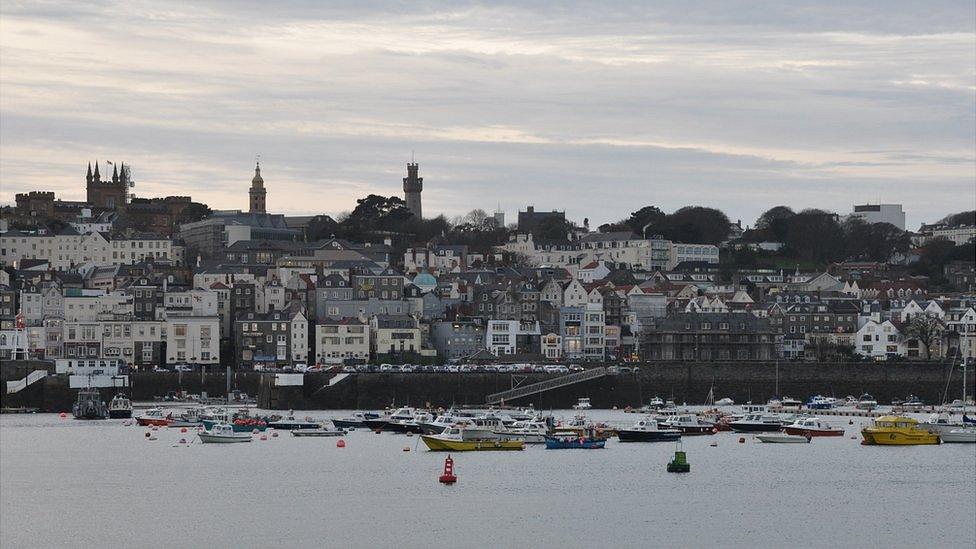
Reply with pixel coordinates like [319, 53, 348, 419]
[667, 442, 690, 473]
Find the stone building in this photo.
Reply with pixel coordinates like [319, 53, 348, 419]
[86, 161, 130, 209]
[642, 312, 778, 361]
[402, 162, 423, 219]
[249, 162, 267, 213]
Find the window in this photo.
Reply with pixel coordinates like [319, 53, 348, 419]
[174, 324, 187, 337]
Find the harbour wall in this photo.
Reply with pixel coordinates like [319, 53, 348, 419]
[3, 361, 971, 412]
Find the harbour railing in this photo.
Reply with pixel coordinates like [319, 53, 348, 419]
[486, 367, 607, 404]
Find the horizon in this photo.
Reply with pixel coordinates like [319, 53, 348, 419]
[2, 2, 974, 230]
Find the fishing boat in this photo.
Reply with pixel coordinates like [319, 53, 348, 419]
[661, 414, 716, 435]
[757, 433, 811, 443]
[855, 393, 878, 410]
[941, 427, 976, 443]
[202, 409, 270, 432]
[544, 433, 606, 449]
[783, 417, 844, 437]
[198, 423, 253, 443]
[108, 393, 132, 419]
[572, 397, 592, 410]
[291, 428, 346, 437]
[729, 413, 783, 433]
[617, 418, 682, 442]
[332, 411, 380, 429]
[805, 395, 834, 410]
[268, 415, 320, 430]
[135, 408, 171, 427]
[363, 407, 418, 432]
[780, 396, 803, 408]
[168, 407, 207, 427]
[861, 416, 940, 445]
[72, 388, 108, 420]
[421, 426, 525, 451]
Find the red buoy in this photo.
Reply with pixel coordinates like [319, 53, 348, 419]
[180, 427, 188, 433]
[337, 439, 346, 448]
[59, 412, 67, 419]
[439, 455, 457, 484]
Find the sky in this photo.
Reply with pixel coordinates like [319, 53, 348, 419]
[1, 1, 974, 230]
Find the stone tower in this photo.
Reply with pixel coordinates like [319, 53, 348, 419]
[86, 161, 128, 209]
[402, 162, 423, 219]
[249, 162, 266, 213]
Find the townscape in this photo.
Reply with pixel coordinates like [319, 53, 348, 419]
[0, 161, 973, 378]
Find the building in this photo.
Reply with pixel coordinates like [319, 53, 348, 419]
[485, 319, 541, 357]
[315, 317, 370, 364]
[402, 162, 423, 219]
[430, 319, 485, 360]
[517, 206, 565, 234]
[86, 161, 130, 210]
[668, 243, 720, 270]
[642, 312, 778, 361]
[559, 303, 605, 361]
[851, 204, 906, 230]
[854, 320, 905, 360]
[249, 162, 267, 214]
[235, 309, 302, 369]
[916, 224, 976, 246]
[370, 314, 422, 357]
[178, 210, 300, 258]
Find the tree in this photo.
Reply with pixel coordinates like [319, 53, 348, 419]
[781, 209, 846, 264]
[534, 216, 572, 241]
[663, 206, 731, 244]
[754, 206, 795, 242]
[624, 206, 666, 236]
[307, 215, 339, 241]
[843, 219, 910, 262]
[176, 202, 212, 225]
[905, 315, 944, 360]
[940, 210, 975, 227]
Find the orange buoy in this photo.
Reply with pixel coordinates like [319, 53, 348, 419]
[439, 455, 457, 484]
[337, 439, 346, 448]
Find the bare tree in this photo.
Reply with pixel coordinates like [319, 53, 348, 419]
[905, 315, 944, 360]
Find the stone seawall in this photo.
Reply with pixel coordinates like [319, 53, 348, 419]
[3, 361, 971, 412]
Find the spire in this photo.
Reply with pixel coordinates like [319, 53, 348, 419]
[251, 161, 264, 187]
[93, 161, 101, 182]
[86, 162, 93, 183]
[119, 162, 126, 183]
[112, 164, 119, 183]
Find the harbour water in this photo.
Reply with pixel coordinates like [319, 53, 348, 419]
[1, 410, 974, 548]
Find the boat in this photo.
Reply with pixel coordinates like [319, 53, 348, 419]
[783, 417, 844, 437]
[108, 393, 132, 419]
[168, 407, 207, 427]
[902, 394, 925, 407]
[855, 393, 878, 410]
[861, 416, 940, 445]
[201, 409, 270, 432]
[617, 418, 682, 442]
[421, 426, 525, 451]
[729, 413, 783, 433]
[291, 428, 346, 437]
[544, 433, 606, 449]
[661, 414, 716, 435]
[780, 396, 803, 408]
[496, 419, 549, 443]
[363, 407, 423, 432]
[757, 433, 811, 443]
[198, 423, 253, 443]
[420, 412, 476, 435]
[644, 396, 666, 410]
[268, 415, 320, 430]
[940, 427, 976, 443]
[332, 411, 380, 429]
[135, 408, 171, 427]
[805, 395, 834, 410]
[715, 397, 734, 407]
[572, 397, 592, 410]
[72, 388, 108, 420]
[919, 413, 966, 435]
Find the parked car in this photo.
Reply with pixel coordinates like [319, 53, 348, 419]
[569, 364, 583, 372]
[174, 364, 193, 372]
[446, 364, 460, 373]
[341, 365, 357, 373]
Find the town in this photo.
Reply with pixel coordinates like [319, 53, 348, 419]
[0, 160, 973, 376]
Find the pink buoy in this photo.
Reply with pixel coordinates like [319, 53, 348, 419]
[337, 439, 346, 448]
[260, 435, 268, 441]
[180, 427, 188, 433]
[59, 412, 67, 419]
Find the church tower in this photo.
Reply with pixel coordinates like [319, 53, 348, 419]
[402, 162, 423, 219]
[249, 162, 267, 213]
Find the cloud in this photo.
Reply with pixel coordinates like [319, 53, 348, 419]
[1, 1, 973, 230]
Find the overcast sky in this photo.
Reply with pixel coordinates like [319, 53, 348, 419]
[1, 1, 973, 229]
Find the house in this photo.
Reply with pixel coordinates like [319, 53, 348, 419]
[577, 261, 611, 283]
[370, 314, 423, 357]
[642, 312, 778, 361]
[485, 319, 541, 357]
[430, 319, 485, 360]
[315, 317, 370, 364]
[854, 320, 905, 360]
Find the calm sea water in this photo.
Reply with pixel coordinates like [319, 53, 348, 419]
[1, 410, 974, 549]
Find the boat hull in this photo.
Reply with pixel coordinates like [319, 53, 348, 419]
[362, 419, 391, 431]
[108, 409, 132, 419]
[136, 417, 171, 427]
[730, 422, 782, 433]
[267, 422, 320, 430]
[757, 434, 810, 443]
[291, 429, 345, 437]
[198, 433, 252, 443]
[419, 422, 449, 435]
[544, 436, 606, 449]
[940, 430, 976, 443]
[783, 426, 843, 437]
[332, 419, 364, 429]
[202, 419, 267, 432]
[668, 425, 716, 435]
[860, 429, 940, 445]
[617, 430, 681, 442]
[421, 436, 525, 451]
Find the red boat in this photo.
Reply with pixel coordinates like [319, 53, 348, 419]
[135, 408, 172, 427]
[782, 417, 844, 437]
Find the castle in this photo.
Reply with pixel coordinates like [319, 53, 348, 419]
[85, 161, 130, 209]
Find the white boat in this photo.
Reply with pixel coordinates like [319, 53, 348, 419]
[496, 419, 548, 443]
[108, 393, 132, 419]
[198, 423, 253, 443]
[780, 396, 803, 408]
[661, 414, 716, 435]
[573, 398, 592, 410]
[941, 427, 976, 443]
[855, 393, 878, 410]
[783, 417, 844, 437]
[920, 413, 966, 435]
[715, 397, 734, 407]
[268, 415, 320, 430]
[757, 433, 811, 443]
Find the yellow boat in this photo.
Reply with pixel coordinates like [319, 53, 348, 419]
[421, 426, 525, 451]
[861, 415, 940, 446]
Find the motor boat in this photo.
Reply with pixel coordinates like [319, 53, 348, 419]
[135, 408, 171, 427]
[861, 416, 940, 445]
[855, 394, 878, 410]
[544, 431, 606, 449]
[780, 396, 803, 408]
[919, 413, 966, 435]
[757, 433, 811, 443]
[420, 412, 476, 435]
[496, 419, 549, 443]
[108, 393, 132, 419]
[363, 407, 417, 432]
[941, 427, 976, 443]
[332, 411, 380, 429]
[644, 397, 666, 410]
[617, 418, 682, 442]
[168, 407, 207, 427]
[72, 388, 108, 420]
[661, 414, 716, 435]
[783, 417, 844, 437]
[902, 395, 925, 407]
[198, 423, 253, 443]
[729, 413, 783, 433]
[573, 398, 592, 410]
[268, 415, 320, 430]
[421, 426, 525, 451]
[806, 395, 834, 410]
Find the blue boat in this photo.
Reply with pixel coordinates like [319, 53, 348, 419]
[544, 435, 606, 449]
[806, 395, 833, 410]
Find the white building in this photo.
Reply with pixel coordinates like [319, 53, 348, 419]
[851, 204, 906, 230]
[855, 320, 905, 360]
[165, 316, 220, 366]
[485, 320, 541, 356]
[315, 318, 370, 364]
[668, 243, 720, 269]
